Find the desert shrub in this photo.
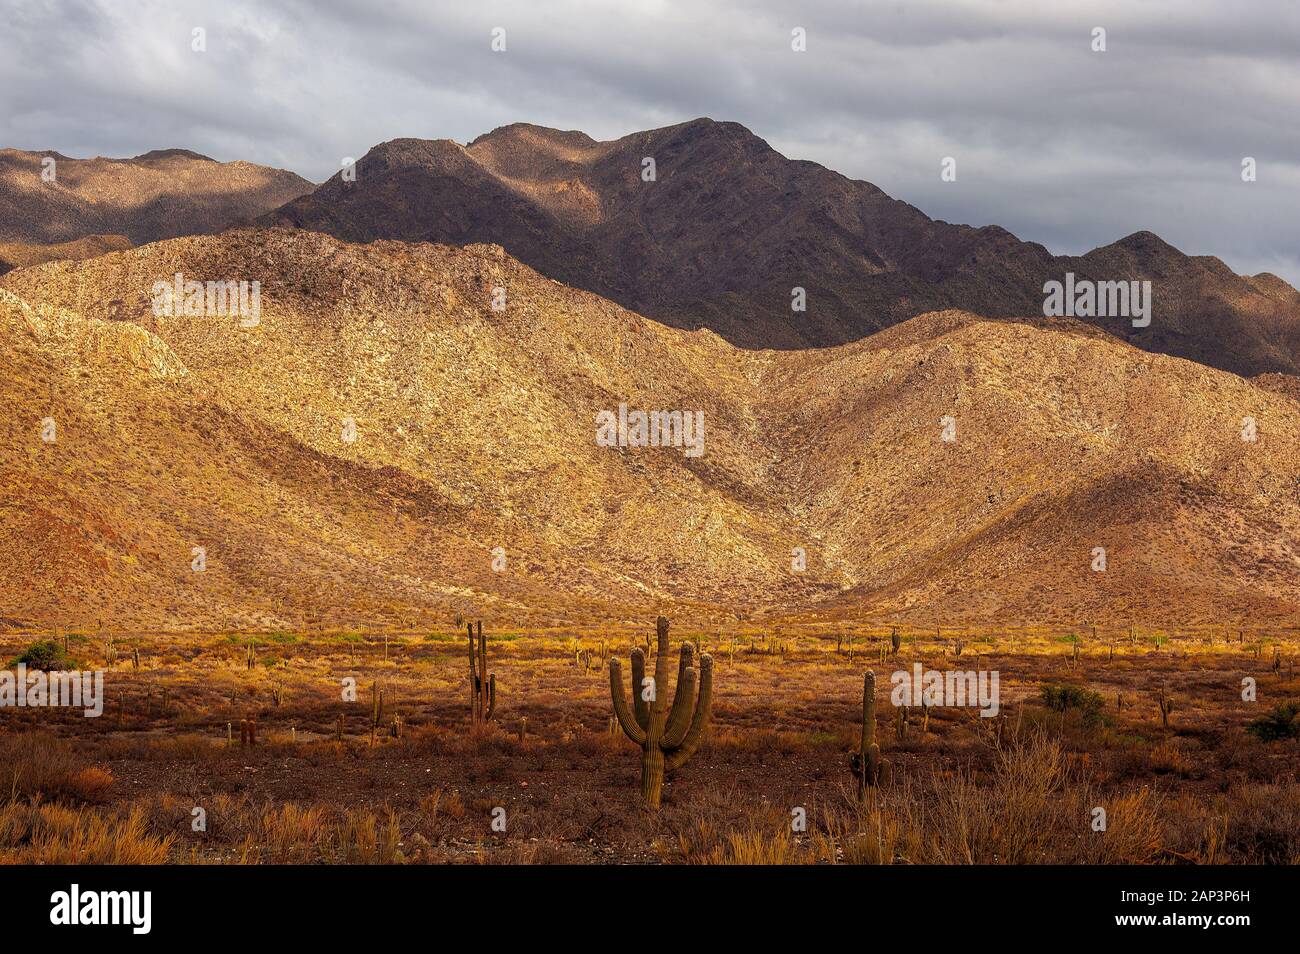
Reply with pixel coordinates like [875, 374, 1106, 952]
[0, 734, 113, 804]
[1246, 701, 1300, 742]
[9, 639, 75, 671]
[1040, 683, 1105, 723]
[1219, 783, 1300, 864]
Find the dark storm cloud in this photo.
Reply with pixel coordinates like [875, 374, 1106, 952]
[1, 0, 1296, 281]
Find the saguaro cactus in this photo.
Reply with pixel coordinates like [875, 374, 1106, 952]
[850, 671, 890, 797]
[609, 616, 713, 810]
[468, 621, 496, 725]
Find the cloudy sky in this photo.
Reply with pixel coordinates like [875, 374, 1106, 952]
[3, 0, 1298, 281]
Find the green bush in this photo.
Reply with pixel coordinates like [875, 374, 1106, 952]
[1246, 702, 1300, 742]
[1040, 683, 1105, 724]
[10, 639, 75, 672]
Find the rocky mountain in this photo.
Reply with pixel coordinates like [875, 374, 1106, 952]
[0, 147, 312, 249]
[264, 119, 1300, 377]
[4, 230, 1297, 632]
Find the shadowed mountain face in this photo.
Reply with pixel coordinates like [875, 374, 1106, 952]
[4, 230, 1298, 631]
[264, 119, 1300, 377]
[0, 148, 313, 248]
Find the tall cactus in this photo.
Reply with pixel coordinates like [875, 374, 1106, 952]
[609, 616, 713, 809]
[468, 621, 496, 725]
[850, 671, 890, 797]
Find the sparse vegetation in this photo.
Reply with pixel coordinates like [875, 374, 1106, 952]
[0, 621, 1295, 863]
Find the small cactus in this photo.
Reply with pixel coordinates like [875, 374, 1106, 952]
[467, 621, 496, 725]
[1157, 688, 1174, 728]
[890, 627, 901, 657]
[849, 671, 890, 797]
[609, 616, 713, 810]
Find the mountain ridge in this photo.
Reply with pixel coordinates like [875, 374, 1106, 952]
[262, 118, 1300, 377]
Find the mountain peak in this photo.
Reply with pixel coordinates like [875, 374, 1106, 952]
[130, 148, 215, 163]
[470, 123, 598, 150]
[0, 147, 313, 246]
[1110, 230, 1182, 256]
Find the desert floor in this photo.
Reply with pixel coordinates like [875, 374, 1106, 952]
[2, 623, 1298, 864]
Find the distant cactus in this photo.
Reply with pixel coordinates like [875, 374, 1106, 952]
[890, 627, 901, 657]
[609, 616, 713, 810]
[849, 671, 890, 797]
[468, 621, 495, 724]
[1157, 688, 1174, 728]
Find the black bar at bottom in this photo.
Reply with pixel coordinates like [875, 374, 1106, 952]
[2, 863, 1274, 941]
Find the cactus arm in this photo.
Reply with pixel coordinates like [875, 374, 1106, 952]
[662, 665, 697, 749]
[650, 616, 671, 731]
[630, 648, 650, 730]
[862, 671, 876, 749]
[664, 655, 712, 771]
[473, 623, 483, 686]
[662, 644, 696, 744]
[473, 623, 483, 722]
[609, 659, 647, 746]
[485, 673, 496, 721]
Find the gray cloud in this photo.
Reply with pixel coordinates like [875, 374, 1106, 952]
[2, 0, 1297, 281]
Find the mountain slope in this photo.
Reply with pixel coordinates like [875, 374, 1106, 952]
[0, 234, 133, 276]
[0, 148, 313, 247]
[3, 230, 1298, 631]
[264, 119, 1300, 377]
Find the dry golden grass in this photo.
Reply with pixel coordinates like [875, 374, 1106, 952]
[0, 804, 172, 864]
